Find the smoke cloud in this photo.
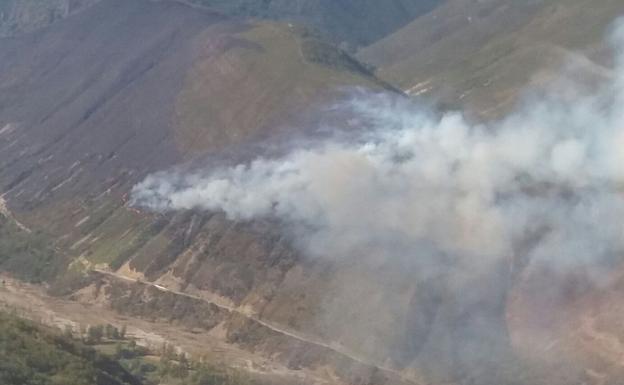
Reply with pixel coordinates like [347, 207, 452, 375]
[132, 22, 624, 279]
[126, 19, 624, 384]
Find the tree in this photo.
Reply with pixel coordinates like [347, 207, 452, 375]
[169, 362, 188, 379]
[105, 324, 119, 340]
[114, 342, 124, 360]
[179, 352, 189, 368]
[86, 325, 103, 344]
[63, 324, 74, 339]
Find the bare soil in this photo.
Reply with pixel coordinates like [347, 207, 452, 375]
[0, 273, 334, 385]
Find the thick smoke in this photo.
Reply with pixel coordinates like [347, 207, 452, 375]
[132, 22, 624, 278]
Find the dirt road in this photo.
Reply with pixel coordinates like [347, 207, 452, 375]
[0, 195, 31, 232]
[0, 273, 332, 385]
[93, 268, 422, 385]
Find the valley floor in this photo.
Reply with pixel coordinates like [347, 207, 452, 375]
[0, 273, 332, 385]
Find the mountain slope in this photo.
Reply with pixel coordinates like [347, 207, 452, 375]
[2, 1, 624, 385]
[0, 1, 403, 384]
[359, 2, 624, 383]
[359, 0, 624, 116]
[0, 0, 385, 214]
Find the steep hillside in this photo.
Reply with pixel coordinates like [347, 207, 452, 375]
[0, 0, 385, 215]
[357, 2, 624, 384]
[360, 0, 624, 116]
[2, 1, 623, 385]
[0, 1, 404, 384]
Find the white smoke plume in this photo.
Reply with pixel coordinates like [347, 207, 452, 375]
[132, 22, 624, 277]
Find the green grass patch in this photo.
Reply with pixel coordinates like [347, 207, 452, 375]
[0, 216, 63, 283]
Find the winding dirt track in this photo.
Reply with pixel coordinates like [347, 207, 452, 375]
[0, 196, 31, 232]
[0, 273, 337, 385]
[1, 196, 418, 384]
[92, 269, 422, 385]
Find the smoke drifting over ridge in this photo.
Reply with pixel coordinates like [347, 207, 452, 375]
[132, 22, 624, 277]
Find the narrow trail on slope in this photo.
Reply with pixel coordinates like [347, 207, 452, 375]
[92, 269, 422, 385]
[0, 273, 332, 385]
[0, 196, 31, 233]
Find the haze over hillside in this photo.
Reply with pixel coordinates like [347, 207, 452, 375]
[1, 1, 624, 385]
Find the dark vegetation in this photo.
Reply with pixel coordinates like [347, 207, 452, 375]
[301, 38, 375, 75]
[0, 216, 62, 283]
[109, 216, 171, 271]
[0, 310, 256, 385]
[0, 311, 140, 385]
